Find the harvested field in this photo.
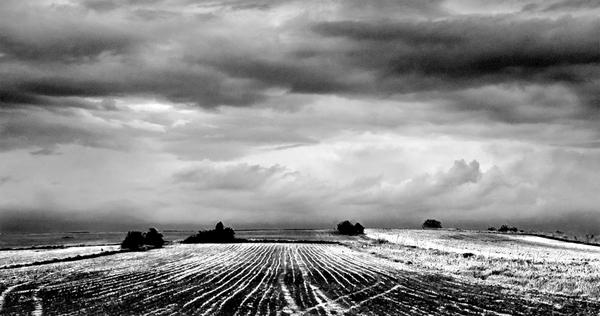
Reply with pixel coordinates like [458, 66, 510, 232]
[1, 243, 598, 315]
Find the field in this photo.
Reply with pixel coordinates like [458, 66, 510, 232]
[1, 230, 600, 315]
[365, 229, 600, 298]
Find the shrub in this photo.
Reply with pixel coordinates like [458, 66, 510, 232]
[182, 222, 236, 243]
[121, 231, 146, 250]
[121, 228, 166, 250]
[422, 219, 442, 229]
[145, 227, 165, 248]
[498, 225, 518, 233]
[487, 227, 497, 231]
[336, 220, 365, 235]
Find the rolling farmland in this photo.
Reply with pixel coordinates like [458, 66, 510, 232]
[1, 242, 599, 315]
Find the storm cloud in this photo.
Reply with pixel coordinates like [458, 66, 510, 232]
[0, 0, 599, 232]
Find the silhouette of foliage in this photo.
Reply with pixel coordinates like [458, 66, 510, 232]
[498, 225, 518, 233]
[336, 220, 365, 235]
[422, 219, 442, 229]
[121, 228, 165, 250]
[182, 222, 236, 243]
[145, 227, 165, 248]
[121, 231, 146, 250]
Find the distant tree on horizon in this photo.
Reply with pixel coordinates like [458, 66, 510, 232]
[145, 227, 165, 248]
[121, 228, 165, 250]
[337, 220, 365, 235]
[498, 225, 518, 233]
[422, 219, 442, 229]
[121, 231, 146, 250]
[182, 222, 236, 243]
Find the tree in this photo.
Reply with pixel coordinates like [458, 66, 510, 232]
[223, 227, 235, 241]
[182, 222, 237, 243]
[145, 227, 165, 248]
[121, 231, 145, 250]
[422, 219, 442, 229]
[498, 225, 518, 233]
[336, 220, 365, 235]
[121, 228, 165, 250]
[354, 222, 365, 235]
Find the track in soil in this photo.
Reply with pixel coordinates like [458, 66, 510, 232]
[0, 243, 597, 315]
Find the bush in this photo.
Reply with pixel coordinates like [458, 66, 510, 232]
[121, 228, 165, 250]
[498, 225, 518, 233]
[145, 227, 165, 248]
[121, 231, 146, 250]
[336, 220, 365, 235]
[182, 222, 236, 243]
[422, 219, 442, 229]
[488, 227, 497, 231]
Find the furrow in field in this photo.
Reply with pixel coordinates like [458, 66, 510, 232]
[32, 287, 43, 316]
[233, 245, 283, 316]
[290, 246, 322, 313]
[202, 244, 278, 315]
[298, 246, 358, 309]
[133, 245, 246, 310]
[302, 245, 357, 288]
[309, 247, 365, 285]
[0, 282, 28, 313]
[167, 244, 266, 311]
[293, 246, 347, 315]
[277, 247, 301, 316]
[345, 285, 400, 313]
[302, 282, 383, 315]
[182, 244, 273, 312]
[44, 245, 248, 314]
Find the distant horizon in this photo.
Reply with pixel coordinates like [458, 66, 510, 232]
[2, 218, 598, 235]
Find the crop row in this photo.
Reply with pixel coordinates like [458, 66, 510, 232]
[1, 243, 599, 315]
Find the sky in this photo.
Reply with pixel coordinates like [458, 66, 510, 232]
[1, 0, 600, 232]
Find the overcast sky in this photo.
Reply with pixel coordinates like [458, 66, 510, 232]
[1, 0, 600, 232]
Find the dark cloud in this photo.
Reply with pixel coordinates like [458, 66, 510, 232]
[1, 0, 599, 115]
[525, 0, 600, 12]
[312, 16, 600, 87]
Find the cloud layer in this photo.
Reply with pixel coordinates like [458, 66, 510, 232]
[0, 0, 599, 232]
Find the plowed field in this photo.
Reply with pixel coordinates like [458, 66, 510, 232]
[1, 243, 598, 315]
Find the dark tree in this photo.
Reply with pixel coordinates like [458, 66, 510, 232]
[145, 227, 165, 248]
[182, 222, 236, 243]
[354, 222, 365, 235]
[223, 227, 235, 241]
[121, 231, 145, 250]
[498, 225, 518, 233]
[422, 219, 442, 229]
[336, 220, 365, 235]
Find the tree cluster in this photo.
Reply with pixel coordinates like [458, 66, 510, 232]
[498, 225, 519, 233]
[182, 222, 236, 243]
[121, 228, 165, 250]
[422, 219, 442, 229]
[336, 220, 365, 235]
